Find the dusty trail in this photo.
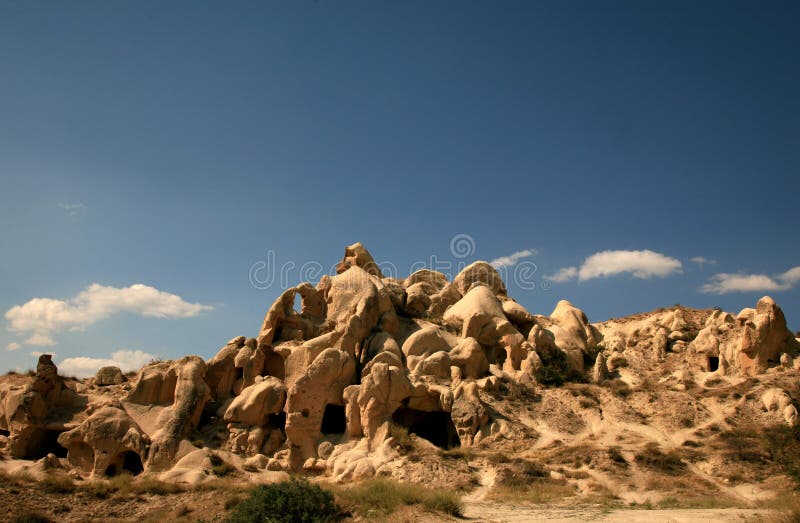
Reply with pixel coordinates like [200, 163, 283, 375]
[460, 504, 771, 522]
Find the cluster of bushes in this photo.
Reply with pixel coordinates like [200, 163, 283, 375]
[227, 477, 344, 523]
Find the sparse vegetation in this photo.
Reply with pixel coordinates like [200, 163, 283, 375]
[40, 473, 75, 494]
[634, 443, 686, 475]
[605, 378, 631, 398]
[333, 478, 463, 518]
[765, 424, 800, 488]
[226, 477, 344, 523]
[210, 452, 237, 477]
[388, 424, 415, 453]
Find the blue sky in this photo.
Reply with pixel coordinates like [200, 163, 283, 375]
[1, 1, 798, 375]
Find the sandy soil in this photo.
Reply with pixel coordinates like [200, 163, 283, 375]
[462, 502, 773, 522]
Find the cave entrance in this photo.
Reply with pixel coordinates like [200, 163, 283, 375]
[269, 412, 286, 432]
[0, 428, 9, 437]
[321, 404, 347, 435]
[707, 356, 719, 372]
[105, 451, 144, 476]
[23, 428, 67, 459]
[392, 407, 460, 449]
[264, 351, 285, 380]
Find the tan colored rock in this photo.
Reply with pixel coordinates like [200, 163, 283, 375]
[336, 242, 384, 278]
[448, 337, 490, 379]
[205, 337, 244, 399]
[223, 377, 286, 426]
[444, 285, 525, 371]
[95, 366, 125, 386]
[591, 352, 609, 383]
[453, 261, 507, 296]
[58, 407, 148, 476]
[285, 348, 355, 470]
[736, 297, 799, 375]
[130, 356, 210, 471]
[356, 362, 412, 447]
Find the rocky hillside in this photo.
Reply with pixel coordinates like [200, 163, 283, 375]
[2, 243, 800, 509]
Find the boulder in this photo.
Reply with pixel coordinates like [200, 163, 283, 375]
[95, 366, 125, 386]
[224, 377, 286, 426]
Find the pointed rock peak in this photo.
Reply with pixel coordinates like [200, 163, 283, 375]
[336, 242, 383, 278]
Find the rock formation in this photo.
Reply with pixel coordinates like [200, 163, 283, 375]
[1, 243, 798, 489]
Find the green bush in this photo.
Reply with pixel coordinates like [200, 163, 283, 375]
[226, 477, 344, 523]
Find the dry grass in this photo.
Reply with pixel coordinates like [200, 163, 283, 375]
[490, 479, 575, 504]
[333, 478, 463, 518]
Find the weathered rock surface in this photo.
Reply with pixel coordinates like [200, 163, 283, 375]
[2, 243, 799, 495]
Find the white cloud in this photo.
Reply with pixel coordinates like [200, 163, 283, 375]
[6, 342, 21, 351]
[545, 250, 682, 283]
[489, 249, 538, 269]
[578, 250, 683, 280]
[700, 266, 800, 294]
[58, 202, 87, 216]
[25, 334, 56, 346]
[690, 256, 717, 266]
[58, 349, 156, 378]
[545, 266, 578, 283]
[778, 267, 800, 285]
[5, 283, 212, 345]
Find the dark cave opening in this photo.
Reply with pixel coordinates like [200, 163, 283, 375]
[264, 351, 285, 380]
[0, 428, 10, 437]
[392, 407, 460, 449]
[121, 451, 144, 475]
[23, 428, 68, 459]
[106, 451, 144, 476]
[269, 412, 286, 431]
[707, 356, 719, 372]
[321, 404, 347, 435]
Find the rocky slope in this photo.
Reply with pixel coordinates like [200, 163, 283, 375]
[2, 243, 800, 507]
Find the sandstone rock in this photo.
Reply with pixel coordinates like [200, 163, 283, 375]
[58, 407, 148, 476]
[95, 366, 125, 386]
[336, 242, 384, 277]
[592, 352, 609, 383]
[285, 348, 355, 470]
[453, 261, 507, 296]
[223, 377, 286, 426]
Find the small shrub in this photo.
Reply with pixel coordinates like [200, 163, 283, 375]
[227, 477, 344, 523]
[487, 452, 511, 464]
[210, 453, 236, 477]
[635, 443, 685, 475]
[132, 477, 184, 495]
[497, 460, 548, 487]
[606, 379, 631, 398]
[388, 424, 414, 453]
[764, 424, 800, 488]
[608, 446, 627, 467]
[720, 425, 764, 463]
[422, 491, 463, 517]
